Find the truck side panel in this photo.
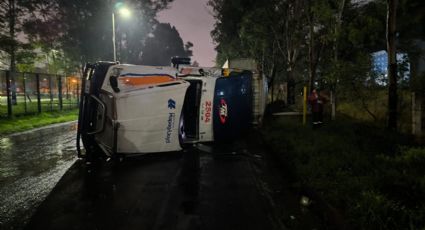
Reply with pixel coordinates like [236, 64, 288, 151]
[213, 71, 253, 142]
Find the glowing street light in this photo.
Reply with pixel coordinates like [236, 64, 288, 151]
[112, 3, 131, 62]
[118, 7, 131, 18]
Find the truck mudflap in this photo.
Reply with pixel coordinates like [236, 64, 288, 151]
[213, 71, 253, 142]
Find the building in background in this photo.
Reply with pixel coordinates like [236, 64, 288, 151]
[372, 50, 410, 85]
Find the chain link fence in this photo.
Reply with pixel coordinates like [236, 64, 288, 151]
[0, 70, 81, 118]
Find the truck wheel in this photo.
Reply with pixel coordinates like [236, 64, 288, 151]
[179, 113, 186, 147]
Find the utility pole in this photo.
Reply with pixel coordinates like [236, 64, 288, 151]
[331, 0, 346, 120]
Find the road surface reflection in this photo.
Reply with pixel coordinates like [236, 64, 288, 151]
[0, 124, 77, 229]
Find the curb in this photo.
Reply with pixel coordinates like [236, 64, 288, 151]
[5, 121, 78, 142]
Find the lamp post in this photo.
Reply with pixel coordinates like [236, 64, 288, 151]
[112, 12, 116, 62]
[112, 3, 131, 62]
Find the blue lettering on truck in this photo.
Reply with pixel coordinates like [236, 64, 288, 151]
[165, 113, 175, 143]
[166, 98, 176, 143]
[168, 99, 176, 109]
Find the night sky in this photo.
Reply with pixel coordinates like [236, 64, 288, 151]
[157, 0, 217, 67]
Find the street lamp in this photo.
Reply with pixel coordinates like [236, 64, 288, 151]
[112, 3, 131, 62]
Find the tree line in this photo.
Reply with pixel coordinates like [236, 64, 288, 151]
[0, 0, 193, 74]
[208, 0, 424, 130]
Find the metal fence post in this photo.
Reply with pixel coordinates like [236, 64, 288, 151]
[11, 72, 17, 105]
[65, 76, 69, 109]
[23, 73, 27, 114]
[76, 78, 80, 106]
[5, 71, 12, 117]
[66, 76, 69, 100]
[36, 73, 41, 113]
[49, 75, 53, 111]
[58, 75, 63, 110]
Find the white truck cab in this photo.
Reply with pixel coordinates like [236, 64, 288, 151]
[77, 59, 267, 160]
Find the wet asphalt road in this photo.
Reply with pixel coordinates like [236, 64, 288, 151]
[1, 125, 326, 230]
[23, 139, 284, 230]
[0, 123, 78, 230]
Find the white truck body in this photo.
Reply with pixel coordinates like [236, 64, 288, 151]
[77, 59, 268, 158]
[93, 64, 189, 155]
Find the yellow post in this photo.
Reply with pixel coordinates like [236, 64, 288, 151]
[303, 86, 307, 125]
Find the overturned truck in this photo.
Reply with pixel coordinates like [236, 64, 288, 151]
[76, 58, 267, 160]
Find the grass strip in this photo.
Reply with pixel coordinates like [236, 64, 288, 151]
[0, 109, 78, 135]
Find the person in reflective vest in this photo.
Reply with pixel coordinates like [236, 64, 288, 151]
[308, 89, 324, 128]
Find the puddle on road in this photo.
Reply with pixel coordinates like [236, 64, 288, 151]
[0, 138, 13, 151]
[0, 127, 78, 229]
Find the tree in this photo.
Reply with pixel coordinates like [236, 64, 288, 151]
[208, 0, 417, 126]
[278, 0, 308, 104]
[140, 23, 192, 66]
[208, 0, 292, 103]
[24, 0, 174, 69]
[387, 0, 398, 130]
[0, 0, 54, 104]
[396, 0, 425, 135]
[330, 0, 347, 119]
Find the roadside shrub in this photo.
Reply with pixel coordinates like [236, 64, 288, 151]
[262, 116, 425, 229]
[351, 190, 407, 230]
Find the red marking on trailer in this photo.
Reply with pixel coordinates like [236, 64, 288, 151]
[219, 99, 228, 124]
[204, 101, 212, 123]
